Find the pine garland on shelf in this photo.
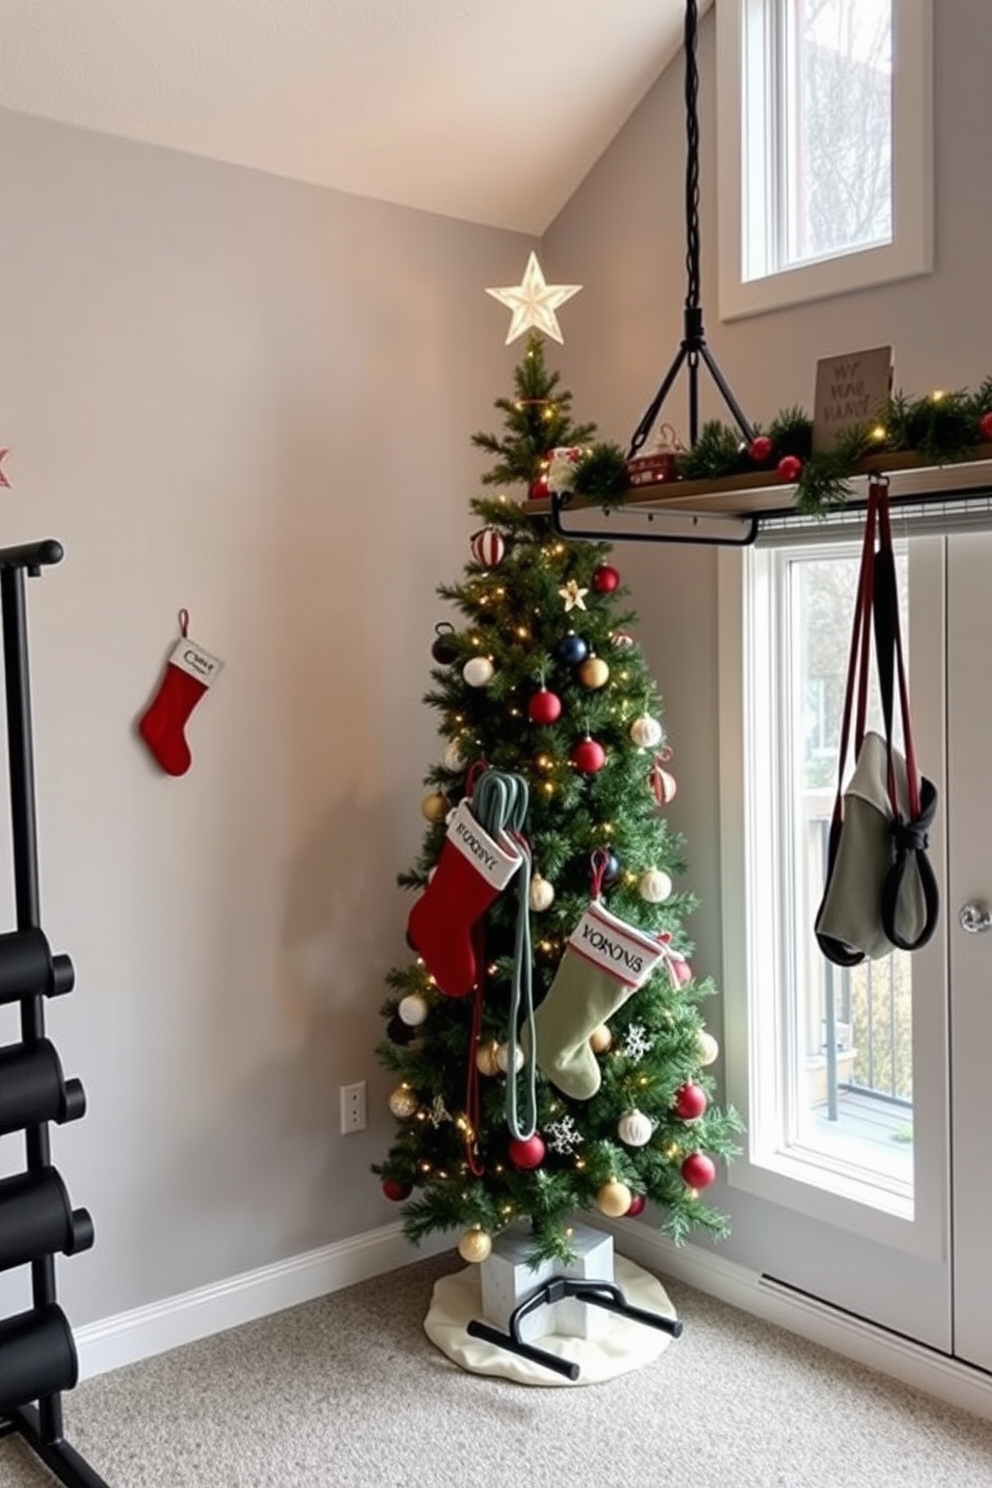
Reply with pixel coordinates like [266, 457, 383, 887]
[667, 382, 992, 515]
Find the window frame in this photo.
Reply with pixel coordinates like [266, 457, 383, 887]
[716, 537, 948, 1263]
[715, 0, 934, 321]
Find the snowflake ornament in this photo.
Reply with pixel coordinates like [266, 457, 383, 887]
[546, 1114, 585, 1156]
[622, 1024, 653, 1061]
[428, 1095, 452, 1128]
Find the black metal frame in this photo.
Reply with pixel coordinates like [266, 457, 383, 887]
[550, 490, 761, 547]
[0, 539, 109, 1487]
[627, 0, 753, 458]
[466, 1274, 683, 1381]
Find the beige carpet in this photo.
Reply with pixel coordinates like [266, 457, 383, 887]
[2, 1251, 992, 1487]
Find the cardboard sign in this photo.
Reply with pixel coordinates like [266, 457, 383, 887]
[813, 346, 893, 452]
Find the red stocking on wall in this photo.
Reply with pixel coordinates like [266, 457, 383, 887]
[138, 610, 224, 777]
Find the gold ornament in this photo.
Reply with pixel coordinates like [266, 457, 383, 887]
[475, 1041, 501, 1077]
[595, 1179, 633, 1218]
[458, 1228, 494, 1263]
[577, 656, 610, 690]
[484, 251, 582, 346]
[388, 1085, 418, 1120]
[589, 1024, 612, 1054]
[420, 792, 449, 823]
[698, 1029, 720, 1067]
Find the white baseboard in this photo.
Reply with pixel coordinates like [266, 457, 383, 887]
[601, 1219, 992, 1423]
[74, 1224, 452, 1381]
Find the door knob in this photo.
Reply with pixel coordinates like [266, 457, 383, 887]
[959, 901, 992, 934]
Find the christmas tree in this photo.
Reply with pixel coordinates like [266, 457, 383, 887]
[374, 333, 742, 1266]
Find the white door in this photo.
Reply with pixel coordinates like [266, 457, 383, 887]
[947, 532, 992, 1373]
[717, 532, 952, 1350]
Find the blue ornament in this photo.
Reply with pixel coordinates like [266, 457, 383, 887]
[556, 632, 589, 665]
[603, 852, 622, 885]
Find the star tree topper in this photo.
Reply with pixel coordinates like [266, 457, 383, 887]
[485, 252, 582, 345]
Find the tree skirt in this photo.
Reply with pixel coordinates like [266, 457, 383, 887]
[424, 1254, 679, 1387]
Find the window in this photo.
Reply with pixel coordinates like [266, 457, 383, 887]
[716, 0, 933, 319]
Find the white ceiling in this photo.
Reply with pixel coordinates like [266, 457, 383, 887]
[0, 0, 703, 234]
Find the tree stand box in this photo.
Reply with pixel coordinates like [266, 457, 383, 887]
[479, 1222, 614, 1344]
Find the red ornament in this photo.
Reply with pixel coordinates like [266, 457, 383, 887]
[528, 688, 563, 725]
[470, 527, 506, 567]
[625, 1192, 646, 1217]
[571, 737, 607, 774]
[777, 454, 803, 483]
[529, 471, 550, 501]
[591, 563, 621, 594]
[748, 435, 774, 463]
[382, 1178, 412, 1202]
[673, 1082, 709, 1121]
[508, 1133, 546, 1170]
[980, 411, 992, 444]
[680, 1152, 717, 1189]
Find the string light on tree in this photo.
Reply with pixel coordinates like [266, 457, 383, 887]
[373, 330, 744, 1278]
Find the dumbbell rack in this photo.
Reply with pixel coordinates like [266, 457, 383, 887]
[0, 540, 109, 1486]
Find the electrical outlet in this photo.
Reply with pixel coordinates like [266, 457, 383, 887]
[340, 1081, 367, 1135]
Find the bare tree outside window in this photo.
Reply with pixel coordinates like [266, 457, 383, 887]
[788, 0, 892, 266]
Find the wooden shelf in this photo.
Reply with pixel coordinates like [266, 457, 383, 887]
[527, 448, 992, 523]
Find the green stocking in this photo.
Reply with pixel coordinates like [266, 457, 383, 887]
[527, 901, 666, 1100]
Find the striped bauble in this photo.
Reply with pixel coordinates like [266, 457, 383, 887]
[470, 527, 506, 567]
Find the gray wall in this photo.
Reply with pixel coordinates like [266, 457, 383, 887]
[545, 1, 991, 1261]
[0, 106, 532, 1325]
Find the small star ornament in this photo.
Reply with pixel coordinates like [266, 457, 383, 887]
[485, 252, 582, 345]
[558, 579, 588, 613]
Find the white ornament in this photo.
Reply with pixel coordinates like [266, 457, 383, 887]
[630, 715, 665, 749]
[617, 1109, 655, 1147]
[398, 993, 428, 1027]
[442, 741, 466, 773]
[476, 1042, 501, 1076]
[529, 875, 555, 912]
[546, 1114, 584, 1156]
[623, 1024, 653, 1061]
[495, 1042, 525, 1075]
[463, 656, 494, 688]
[639, 868, 673, 904]
[485, 251, 582, 346]
[698, 1029, 720, 1067]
